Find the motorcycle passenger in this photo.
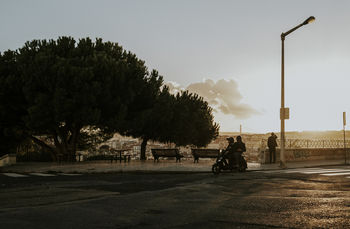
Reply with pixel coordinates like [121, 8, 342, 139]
[223, 137, 235, 168]
[232, 136, 246, 168]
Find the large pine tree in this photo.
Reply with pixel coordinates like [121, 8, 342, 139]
[0, 37, 162, 161]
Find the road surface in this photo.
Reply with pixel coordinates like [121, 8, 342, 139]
[1, 166, 350, 228]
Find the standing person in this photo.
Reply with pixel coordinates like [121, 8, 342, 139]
[233, 136, 246, 168]
[267, 132, 278, 163]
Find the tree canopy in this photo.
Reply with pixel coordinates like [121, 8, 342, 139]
[0, 36, 220, 161]
[0, 37, 162, 160]
[0, 50, 26, 156]
[170, 91, 219, 147]
[123, 86, 220, 159]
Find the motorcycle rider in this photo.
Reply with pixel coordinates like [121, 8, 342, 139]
[232, 136, 246, 168]
[223, 137, 235, 168]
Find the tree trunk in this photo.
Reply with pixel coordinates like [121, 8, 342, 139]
[67, 125, 80, 162]
[140, 138, 148, 161]
[29, 124, 82, 162]
[30, 125, 81, 162]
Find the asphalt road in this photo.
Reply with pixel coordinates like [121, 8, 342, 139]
[1, 167, 350, 228]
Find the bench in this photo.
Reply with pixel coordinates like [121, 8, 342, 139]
[151, 148, 183, 162]
[191, 149, 220, 163]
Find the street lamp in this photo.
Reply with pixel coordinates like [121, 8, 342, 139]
[280, 16, 315, 168]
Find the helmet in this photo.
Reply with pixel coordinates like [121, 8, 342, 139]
[226, 137, 234, 142]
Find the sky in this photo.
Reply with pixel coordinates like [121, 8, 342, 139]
[1, 0, 350, 133]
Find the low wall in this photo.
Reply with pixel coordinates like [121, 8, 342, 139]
[261, 148, 350, 164]
[0, 154, 17, 167]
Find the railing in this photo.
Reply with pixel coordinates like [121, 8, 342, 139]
[260, 138, 350, 149]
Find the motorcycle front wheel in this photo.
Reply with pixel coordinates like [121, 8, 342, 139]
[212, 164, 221, 175]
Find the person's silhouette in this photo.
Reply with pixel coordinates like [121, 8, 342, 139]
[267, 132, 278, 163]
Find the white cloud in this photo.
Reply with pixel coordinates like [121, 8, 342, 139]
[165, 79, 260, 119]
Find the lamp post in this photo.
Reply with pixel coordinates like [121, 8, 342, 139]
[280, 16, 315, 168]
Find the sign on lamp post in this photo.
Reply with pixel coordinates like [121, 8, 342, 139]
[280, 108, 290, 120]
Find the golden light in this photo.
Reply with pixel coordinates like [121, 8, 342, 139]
[303, 16, 316, 25]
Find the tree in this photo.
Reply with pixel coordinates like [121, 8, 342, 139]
[122, 84, 176, 160]
[0, 50, 27, 156]
[0, 37, 161, 161]
[123, 86, 220, 159]
[170, 91, 220, 147]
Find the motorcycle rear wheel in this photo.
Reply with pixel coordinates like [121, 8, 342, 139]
[238, 166, 246, 172]
[212, 164, 221, 175]
[238, 157, 247, 172]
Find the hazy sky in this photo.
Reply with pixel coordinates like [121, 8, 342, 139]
[1, 0, 350, 133]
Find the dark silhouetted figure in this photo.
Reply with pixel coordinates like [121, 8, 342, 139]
[267, 132, 278, 163]
[233, 136, 246, 167]
[224, 137, 235, 167]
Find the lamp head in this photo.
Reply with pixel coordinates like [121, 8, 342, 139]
[303, 16, 315, 25]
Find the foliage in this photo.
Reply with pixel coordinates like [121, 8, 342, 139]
[0, 37, 159, 161]
[0, 50, 27, 156]
[123, 86, 220, 159]
[170, 90, 220, 147]
[122, 84, 175, 159]
[77, 126, 114, 151]
[16, 150, 53, 162]
[0, 36, 219, 161]
[86, 154, 114, 161]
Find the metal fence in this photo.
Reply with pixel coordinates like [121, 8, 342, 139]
[260, 138, 350, 149]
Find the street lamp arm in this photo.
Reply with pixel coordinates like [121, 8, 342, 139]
[281, 23, 304, 39]
[281, 16, 315, 39]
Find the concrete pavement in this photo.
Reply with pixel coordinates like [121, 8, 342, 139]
[0, 158, 347, 174]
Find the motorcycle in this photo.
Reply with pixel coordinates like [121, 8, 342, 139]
[212, 150, 247, 175]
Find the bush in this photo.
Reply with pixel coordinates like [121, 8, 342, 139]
[16, 151, 53, 162]
[86, 155, 114, 161]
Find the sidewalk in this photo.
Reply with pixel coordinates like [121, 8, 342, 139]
[0, 159, 347, 174]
